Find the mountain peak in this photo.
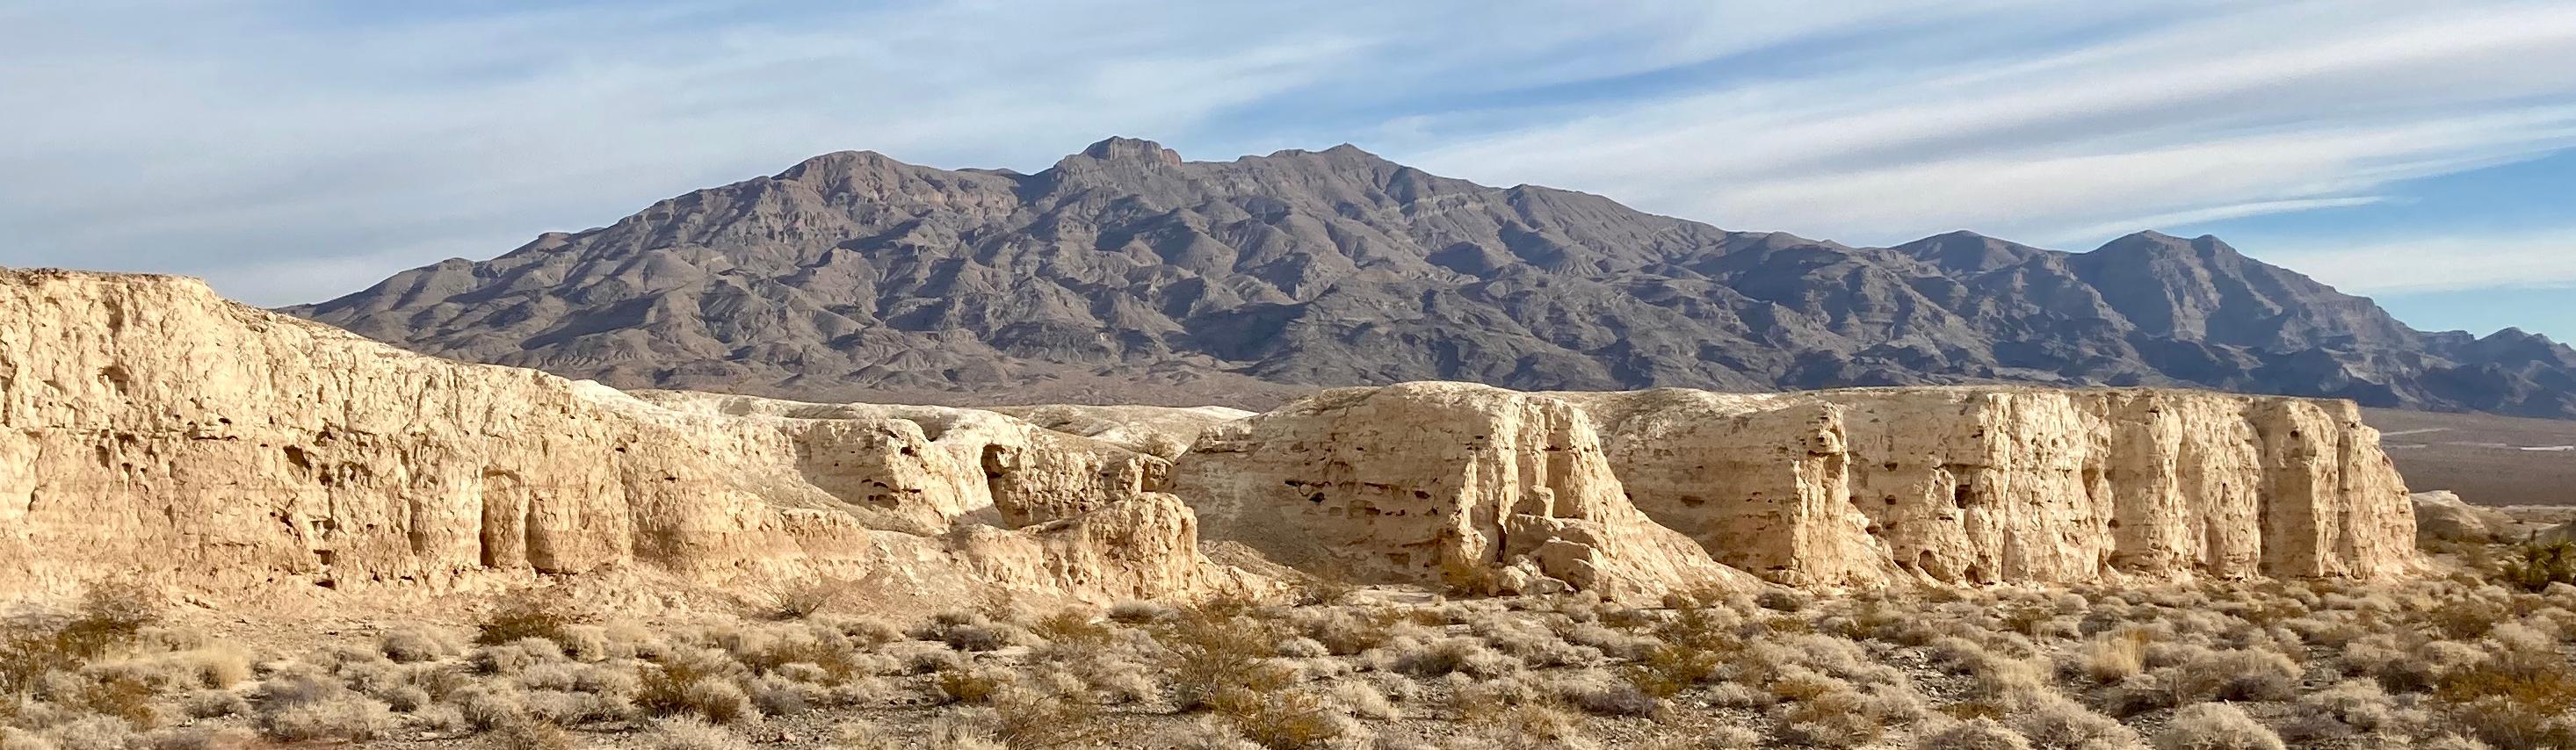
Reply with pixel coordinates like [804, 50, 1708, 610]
[1077, 136, 1183, 165]
[289, 137, 2576, 421]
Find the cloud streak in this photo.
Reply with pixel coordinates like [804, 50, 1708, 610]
[3, 0, 2575, 308]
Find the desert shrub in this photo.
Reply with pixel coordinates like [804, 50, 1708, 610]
[1390, 637, 1516, 680]
[763, 578, 847, 621]
[2295, 679, 2396, 734]
[2012, 694, 2146, 750]
[0, 581, 162, 696]
[2434, 645, 2576, 747]
[913, 612, 1019, 653]
[1548, 669, 1661, 718]
[1106, 601, 1173, 625]
[68, 671, 160, 727]
[1325, 680, 1398, 720]
[1917, 718, 2035, 750]
[179, 688, 248, 718]
[380, 626, 465, 663]
[2168, 648, 2301, 703]
[1774, 689, 1884, 747]
[2080, 629, 2151, 683]
[935, 666, 1013, 705]
[476, 593, 590, 647]
[1464, 701, 1590, 750]
[637, 648, 754, 723]
[1032, 610, 1115, 646]
[643, 717, 749, 750]
[985, 686, 1103, 749]
[1160, 611, 1276, 711]
[2153, 703, 2284, 750]
[485, 719, 579, 750]
[40, 718, 135, 750]
[2495, 541, 2576, 593]
[257, 689, 396, 741]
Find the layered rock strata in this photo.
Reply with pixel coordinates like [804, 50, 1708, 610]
[1555, 386, 2420, 585]
[0, 270, 1260, 605]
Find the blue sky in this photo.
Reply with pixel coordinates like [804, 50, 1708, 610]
[3, 1, 2572, 340]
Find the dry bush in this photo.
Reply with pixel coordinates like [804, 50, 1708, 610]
[2434, 645, 2576, 747]
[1464, 701, 1593, 750]
[2153, 703, 2284, 750]
[484, 719, 578, 750]
[1160, 609, 1277, 711]
[2012, 694, 2146, 750]
[1388, 637, 1516, 680]
[2079, 630, 2151, 683]
[476, 593, 591, 648]
[980, 686, 1102, 750]
[1773, 689, 1884, 748]
[762, 578, 848, 621]
[380, 626, 466, 663]
[1547, 669, 1661, 718]
[2495, 541, 2576, 593]
[0, 581, 162, 697]
[254, 672, 396, 742]
[935, 666, 1014, 706]
[643, 717, 749, 750]
[2167, 648, 2302, 704]
[637, 648, 755, 724]
[1916, 718, 2035, 750]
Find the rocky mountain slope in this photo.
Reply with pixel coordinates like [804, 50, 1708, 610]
[290, 138, 2576, 417]
[2, 269, 2417, 605]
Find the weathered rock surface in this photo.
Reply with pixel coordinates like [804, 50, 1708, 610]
[1169, 382, 1761, 599]
[1556, 387, 2421, 586]
[2411, 490, 2512, 544]
[0, 269, 2424, 607]
[0, 269, 1265, 606]
[1170, 382, 2419, 591]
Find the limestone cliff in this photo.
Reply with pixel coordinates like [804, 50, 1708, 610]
[0, 269, 2422, 607]
[1168, 383, 1764, 599]
[0, 269, 1264, 606]
[1554, 386, 2420, 585]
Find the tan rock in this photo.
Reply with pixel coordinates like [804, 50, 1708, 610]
[1557, 386, 2421, 586]
[1169, 382, 1760, 600]
[0, 269, 1267, 607]
[2409, 490, 2509, 544]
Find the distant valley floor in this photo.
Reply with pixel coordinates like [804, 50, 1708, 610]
[2369, 407, 2576, 507]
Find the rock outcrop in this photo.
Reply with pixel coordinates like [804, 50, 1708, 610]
[1557, 387, 2421, 586]
[0, 269, 2425, 607]
[0, 269, 1265, 606]
[2411, 490, 2512, 544]
[1169, 382, 2419, 592]
[1169, 383, 1761, 599]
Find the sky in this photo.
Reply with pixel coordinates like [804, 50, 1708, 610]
[3, 1, 2573, 340]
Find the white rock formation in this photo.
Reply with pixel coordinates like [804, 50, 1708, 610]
[2410, 490, 2510, 544]
[1169, 383, 1763, 599]
[0, 270, 2424, 607]
[1557, 386, 2420, 585]
[0, 269, 1266, 606]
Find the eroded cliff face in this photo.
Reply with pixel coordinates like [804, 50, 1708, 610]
[0, 270, 1265, 606]
[0, 270, 2421, 608]
[1167, 383, 1766, 600]
[1554, 387, 2420, 586]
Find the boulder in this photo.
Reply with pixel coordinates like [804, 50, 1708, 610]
[2410, 490, 2510, 544]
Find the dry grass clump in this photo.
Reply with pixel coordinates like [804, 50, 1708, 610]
[641, 716, 749, 750]
[2153, 703, 2284, 750]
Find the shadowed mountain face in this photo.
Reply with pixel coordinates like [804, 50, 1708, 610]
[289, 137, 2576, 416]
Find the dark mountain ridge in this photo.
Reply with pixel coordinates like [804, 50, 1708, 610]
[289, 137, 2576, 417]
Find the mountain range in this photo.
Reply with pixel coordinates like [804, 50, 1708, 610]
[289, 137, 2576, 417]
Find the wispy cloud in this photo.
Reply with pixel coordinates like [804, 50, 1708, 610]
[4, 0, 2576, 307]
[2258, 229, 2576, 294]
